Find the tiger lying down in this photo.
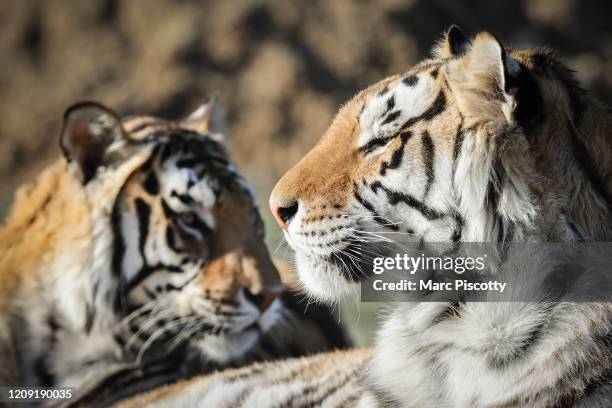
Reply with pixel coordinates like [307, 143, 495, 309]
[120, 27, 612, 407]
[0, 97, 349, 407]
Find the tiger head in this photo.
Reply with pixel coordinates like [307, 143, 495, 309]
[60, 97, 283, 362]
[270, 27, 612, 303]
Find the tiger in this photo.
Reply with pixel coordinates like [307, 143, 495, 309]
[118, 27, 612, 407]
[0, 97, 349, 407]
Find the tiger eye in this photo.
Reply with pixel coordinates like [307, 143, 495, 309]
[180, 212, 195, 224]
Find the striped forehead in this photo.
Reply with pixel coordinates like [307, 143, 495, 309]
[357, 71, 438, 148]
[160, 153, 218, 211]
[122, 116, 172, 141]
[119, 116, 258, 217]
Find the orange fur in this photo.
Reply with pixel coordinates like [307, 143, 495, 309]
[0, 160, 91, 384]
[115, 347, 372, 408]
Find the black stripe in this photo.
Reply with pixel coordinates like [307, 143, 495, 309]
[353, 183, 400, 231]
[125, 119, 163, 133]
[143, 171, 159, 195]
[165, 225, 181, 253]
[487, 159, 506, 242]
[380, 131, 411, 176]
[274, 378, 323, 407]
[292, 369, 359, 407]
[161, 199, 174, 219]
[125, 263, 185, 293]
[164, 196, 213, 238]
[400, 91, 446, 130]
[111, 200, 125, 278]
[85, 303, 95, 333]
[309, 366, 365, 406]
[134, 198, 151, 257]
[453, 122, 465, 162]
[402, 75, 419, 87]
[125, 267, 157, 294]
[225, 387, 253, 408]
[377, 85, 389, 97]
[381, 110, 401, 125]
[143, 285, 157, 300]
[386, 95, 396, 112]
[333, 393, 361, 407]
[171, 190, 193, 204]
[431, 301, 463, 325]
[489, 319, 545, 369]
[370, 181, 445, 220]
[359, 136, 393, 154]
[451, 214, 463, 243]
[160, 144, 173, 162]
[164, 274, 197, 292]
[47, 314, 61, 340]
[367, 383, 403, 408]
[34, 355, 54, 387]
[140, 129, 173, 143]
[25, 193, 52, 227]
[421, 130, 435, 197]
[176, 157, 200, 168]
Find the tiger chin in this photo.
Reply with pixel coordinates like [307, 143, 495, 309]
[0, 97, 348, 405]
[116, 27, 612, 407]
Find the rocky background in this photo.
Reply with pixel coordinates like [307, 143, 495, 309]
[1, 0, 611, 343]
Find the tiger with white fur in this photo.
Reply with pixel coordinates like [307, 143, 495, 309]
[0, 97, 349, 407]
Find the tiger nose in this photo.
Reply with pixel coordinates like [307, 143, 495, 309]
[270, 201, 299, 230]
[244, 288, 278, 312]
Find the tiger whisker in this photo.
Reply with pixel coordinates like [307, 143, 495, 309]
[344, 230, 406, 251]
[125, 309, 181, 350]
[334, 250, 369, 281]
[112, 296, 168, 332]
[346, 229, 395, 243]
[134, 317, 194, 364]
[273, 237, 288, 255]
[167, 317, 206, 351]
[343, 245, 386, 261]
[341, 213, 401, 227]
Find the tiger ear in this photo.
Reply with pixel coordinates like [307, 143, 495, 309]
[447, 25, 469, 56]
[60, 101, 130, 184]
[434, 25, 470, 59]
[446, 32, 522, 123]
[182, 94, 224, 135]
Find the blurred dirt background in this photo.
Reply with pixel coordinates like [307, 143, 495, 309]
[1, 0, 611, 344]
